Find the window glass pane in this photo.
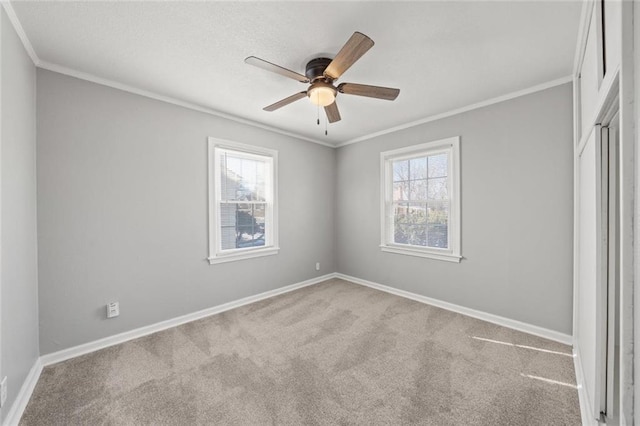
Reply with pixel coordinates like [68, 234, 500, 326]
[220, 155, 232, 201]
[220, 204, 237, 250]
[394, 224, 409, 244]
[428, 153, 448, 178]
[255, 162, 266, 201]
[427, 200, 449, 224]
[395, 224, 426, 246]
[393, 160, 409, 182]
[393, 202, 449, 248]
[220, 226, 237, 250]
[427, 200, 449, 249]
[393, 181, 408, 201]
[394, 203, 409, 224]
[427, 224, 448, 248]
[428, 177, 448, 200]
[220, 152, 266, 202]
[394, 203, 427, 224]
[241, 158, 257, 190]
[219, 203, 267, 250]
[409, 179, 427, 201]
[409, 157, 427, 180]
[236, 204, 266, 248]
[220, 204, 235, 227]
[393, 203, 428, 246]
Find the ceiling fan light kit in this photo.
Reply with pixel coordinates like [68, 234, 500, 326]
[308, 81, 336, 107]
[245, 31, 400, 132]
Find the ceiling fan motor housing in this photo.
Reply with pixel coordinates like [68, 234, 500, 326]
[305, 57, 333, 81]
[305, 58, 337, 106]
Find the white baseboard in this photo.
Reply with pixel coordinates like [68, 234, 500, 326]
[41, 271, 573, 365]
[8, 271, 578, 425]
[336, 273, 573, 345]
[40, 273, 337, 367]
[4, 273, 336, 425]
[2, 358, 43, 426]
[572, 346, 598, 426]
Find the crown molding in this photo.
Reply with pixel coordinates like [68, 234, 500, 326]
[38, 60, 572, 151]
[3, 0, 573, 150]
[37, 60, 335, 148]
[336, 75, 574, 148]
[2, 0, 334, 148]
[1, 1, 39, 65]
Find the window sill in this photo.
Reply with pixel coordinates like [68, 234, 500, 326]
[208, 247, 279, 265]
[380, 245, 462, 263]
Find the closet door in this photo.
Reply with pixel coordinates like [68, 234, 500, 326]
[574, 0, 628, 423]
[576, 126, 607, 421]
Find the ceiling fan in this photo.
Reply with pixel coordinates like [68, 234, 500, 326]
[245, 31, 400, 126]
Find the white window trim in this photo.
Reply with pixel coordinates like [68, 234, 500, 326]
[207, 137, 279, 265]
[380, 136, 461, 263]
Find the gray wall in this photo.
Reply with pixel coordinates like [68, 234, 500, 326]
[1, 9, 39, 423]
[37, 70, 336, 355]
[35, 69, 573, 352]
[335, 83, 574, 334]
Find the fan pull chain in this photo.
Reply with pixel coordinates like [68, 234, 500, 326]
[325, 115, 328, 136]
[316, 93, 320, 125]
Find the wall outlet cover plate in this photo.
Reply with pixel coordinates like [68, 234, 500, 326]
[107, 302, 120, 318]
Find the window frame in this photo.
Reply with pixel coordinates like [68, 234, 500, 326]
[380, 136, 461, 263]
[208, 137, 279, 265]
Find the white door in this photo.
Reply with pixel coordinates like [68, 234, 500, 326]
[576, 125, 607, 422]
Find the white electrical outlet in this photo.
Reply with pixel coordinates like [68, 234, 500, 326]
[1, 376, 7, 407]
[315, 262, 320, 271]
[107, 302, 120, 319]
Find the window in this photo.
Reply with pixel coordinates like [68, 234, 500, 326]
[208, 138, 278, 264]
[380, 137, 461, 262]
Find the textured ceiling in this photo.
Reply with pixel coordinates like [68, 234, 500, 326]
[11, 1, 581, 146]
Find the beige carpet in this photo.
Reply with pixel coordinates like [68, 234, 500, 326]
[21, 278, 580, 425]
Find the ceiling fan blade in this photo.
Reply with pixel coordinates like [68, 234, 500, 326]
[337, 83, 400, 101]
[263, 92, 307, 112]
[324, 32, 374, 80]
[245, 56, 309, 83]
[324, 101, 341, 123]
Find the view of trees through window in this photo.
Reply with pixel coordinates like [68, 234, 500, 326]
[392, 152, 449, 248]
[219, 151, 267, 250]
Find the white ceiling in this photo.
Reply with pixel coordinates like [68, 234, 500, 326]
[10, 1, 582, 146]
